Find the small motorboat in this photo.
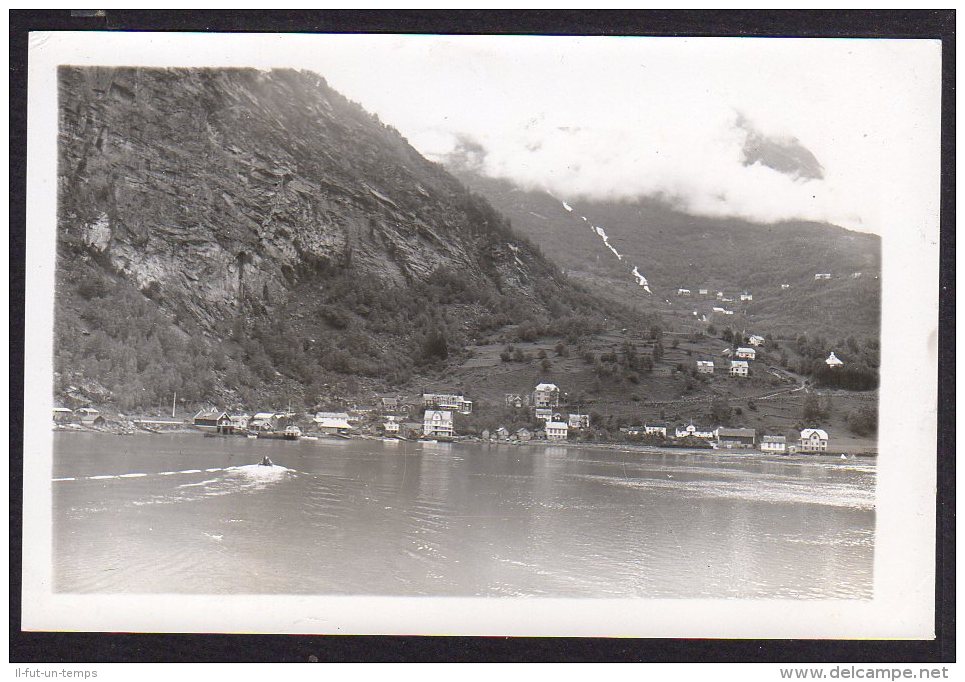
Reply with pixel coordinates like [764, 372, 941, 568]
[259, 456, 274, 467]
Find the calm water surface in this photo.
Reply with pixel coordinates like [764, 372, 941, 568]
[53, 432, 875, 598]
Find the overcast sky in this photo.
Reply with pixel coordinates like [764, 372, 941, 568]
[35, 32, 943, 234]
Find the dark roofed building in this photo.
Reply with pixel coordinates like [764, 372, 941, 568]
[715, 427, 756, 448]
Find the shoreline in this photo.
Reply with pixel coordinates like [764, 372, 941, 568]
[53, 427, 876, 461]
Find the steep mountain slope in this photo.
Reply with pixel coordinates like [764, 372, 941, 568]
[55, 67, 630, 411]
[454, 170, 880, 339]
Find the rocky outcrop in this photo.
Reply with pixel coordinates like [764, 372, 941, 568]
[58, 66, 555, 330]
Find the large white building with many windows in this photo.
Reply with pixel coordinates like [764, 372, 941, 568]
[423, 410, 454, 438]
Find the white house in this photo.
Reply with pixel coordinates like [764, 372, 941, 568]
[316, 416, 353, 434]
[712, 306, 726, 313]
[799, 428, 829, 452]
[675, 423, 715, 440]
[696, 360, 715, 374]
[568, 413, 590, 429]
[748, 335, 766, 347]
[760, 435, 787, 453]
[545, 421, 569, 441]
[698, 288, 709, 295]
[383, 415, 400, 435]
[423, 393, 472, 414]
[716, 291, 725, 300]
[781, 283, 790, 290]
[722, 309, 734, 315]
[495, 426, 511, 440]
[644, 424, 668, 437]
[423, 410, 454, 438]
[251, 412, 278, 431]
[533, 383, 560, 408]
[52, 407, 73, 423]
[229, 414, 251, 431]
[825, 352, 844, 369]
[534, 407, 554, 421]
[730, 360, 749, 377]
[516, 427, 533, 441]
[677, 288, 692, 296]
[740, 292, 753, 301]
[505, 393, 525, 408]
[814, 273, 832, 281]
[735, 347, 756, 360]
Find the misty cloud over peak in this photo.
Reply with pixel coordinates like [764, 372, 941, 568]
[737, 113, 825, 181]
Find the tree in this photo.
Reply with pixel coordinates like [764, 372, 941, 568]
[421, 328, 448, 363]
[710, 397, 733, 425]
[512, 347, 526, 362]
[540, 358, 552, 372]
[554, 342, 566, 357]
[722, 328, 734, 343]
[803, 393, 822, 421]
[537, 349, 547, 360]
[846, 405, 878, 436]
[707, 324, 717, 336]
[500, 351, 511, 362]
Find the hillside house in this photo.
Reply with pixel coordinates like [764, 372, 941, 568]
[315, 416, 353, 435]
[799, 428, 829, 452]
[568, 414, 590, 429]
[644, 424, 668, 437]
[735, 347, 756, 360]
[715, 427, 756, 448]
[379, 396, 402, 412]
[760, 435, 787, 453]
[533, 383, 561, 408]
[696, 360, 715, 374]
[516, 427, 533, 442]
[825, 352, 844, 369]
[698, 288, 709, 295]
[423, 393, 472, 414]
[383, 420, 400, 436]
[495, 426, 511, 440]
[722, 309, 734, 315]
[545, 421, 568, 441]
[712, 306, 726, 313]
[748, 335, 766, 347]
[716, 291, 725, 300]
[675, 423, 715, 440]
[76, 407, 105, 427]
[193, 409, 232, 433]
[52, 407, 73, 423]
[315, 411, 350, 422]
[481, 429, 491, 440]
[250, 412, 278, 431]
[730, 360, 749, 377]
[677, 288, 692, 296]
[423, 410, 454, 438]
[229, 414, 251, 431]
[814, 273, 832, 281]
[534, 408, 553, 422]
[740, 292, 753, 301]
[781, 283, 790, 290]
[505, 393, 525, 408]
[852, 272, 863, 279]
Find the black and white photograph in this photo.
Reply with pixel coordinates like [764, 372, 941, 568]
[19, 26, 942, 642]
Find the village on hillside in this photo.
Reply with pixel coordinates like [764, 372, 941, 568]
[53, 335, 860, 456]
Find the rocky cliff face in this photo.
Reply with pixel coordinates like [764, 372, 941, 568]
[55, 67, 619, 410]
[58, 66, 554, 329]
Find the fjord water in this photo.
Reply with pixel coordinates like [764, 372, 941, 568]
[53, 433, 874, 598]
